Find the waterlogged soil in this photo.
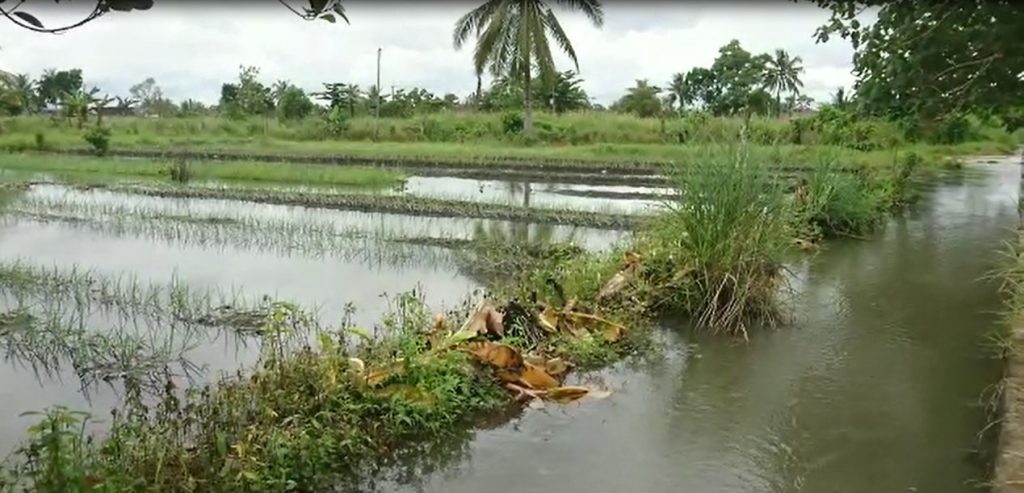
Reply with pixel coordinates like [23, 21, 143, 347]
[361, 158, 1021, 493]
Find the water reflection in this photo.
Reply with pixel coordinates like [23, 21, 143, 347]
[398, 176, 662, 214]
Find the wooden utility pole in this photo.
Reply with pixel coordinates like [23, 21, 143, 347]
[374, 47, 381, 141]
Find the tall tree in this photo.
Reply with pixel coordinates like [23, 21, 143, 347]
[37, 68, 83, 109]
[276, 85, 315, 121]
[666, 72, 691, 113]
[0, 73, 37, 115]
[2, 1, 347, 34]
[680, 67, 721, 112]
[129, 77, 166, 115]
[810, 0, 1024, 122]
[709, 40, 772, 117]
[611, 79, 663, 118]
[540, 70, 590, 113]
[452, 0, 604, 136]
[762, 49, 804, 117]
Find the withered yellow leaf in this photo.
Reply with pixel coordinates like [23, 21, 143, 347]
[544, 358, 569, 377]
[469, 342, 523, 370]
[602, 324, 624, 343]
[543, 386, 590, 404]
[518, 362, 559, 390]
[538, 306, 560, 333]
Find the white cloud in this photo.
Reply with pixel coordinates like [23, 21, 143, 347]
[0, 0, 859, 106]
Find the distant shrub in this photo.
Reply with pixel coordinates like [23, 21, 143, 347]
[502, 112, 524, 135]
[83, 126, 111, 156]
[166, 157, 192, 183]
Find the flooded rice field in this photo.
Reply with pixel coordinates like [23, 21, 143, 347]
[0, 169, 647, 457]
[0, 156, 1019, 492]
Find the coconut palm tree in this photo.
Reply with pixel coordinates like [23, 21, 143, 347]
[453, 0, 604, 136]
[667, 72, 691, 114]
[1, 73, 37, 114]
[763, 49, 804, 117]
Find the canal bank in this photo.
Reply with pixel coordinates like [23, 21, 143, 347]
[994, 150, 1024, 493]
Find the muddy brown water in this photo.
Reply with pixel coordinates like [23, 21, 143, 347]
[346, 158, 1021, 493]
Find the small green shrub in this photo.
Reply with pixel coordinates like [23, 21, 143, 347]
[796, 156, 884, 238]
[82, 126, 111, 156]
[320, 107, 350, 138]
[33, 132, 46, 151]
[501, 112, 524, 135]
[931, 112, 976, 144]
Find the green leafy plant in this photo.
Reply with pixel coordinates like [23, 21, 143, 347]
[81, 125, 110, 156]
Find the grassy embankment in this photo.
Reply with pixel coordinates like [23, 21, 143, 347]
[993, 193, 1024, 491]
[0, 154, 405, 189]
[0, 113, 1018, 168]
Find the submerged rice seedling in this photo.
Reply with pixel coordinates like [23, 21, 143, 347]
[0, 302, 204, 396]
[0, 260, 280, 339]
[91, 182, 643, 230]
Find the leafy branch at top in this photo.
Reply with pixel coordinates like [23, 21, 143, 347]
[0, 0, 348, 34]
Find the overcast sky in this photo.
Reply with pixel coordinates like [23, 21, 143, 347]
[1, 1, 864, 106]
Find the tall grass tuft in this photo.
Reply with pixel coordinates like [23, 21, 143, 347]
[795, 154, 885, 238]
[166, 157, 192, 183]
[641, 144, 792, 336]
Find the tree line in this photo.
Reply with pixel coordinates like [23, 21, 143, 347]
[0, 37, 813, 124]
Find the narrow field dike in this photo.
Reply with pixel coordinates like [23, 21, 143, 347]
[40, 146, 671, 175]
[0, 153, 407, 189]
[83, 183, 645, 229]
[30, 144, 851, 177]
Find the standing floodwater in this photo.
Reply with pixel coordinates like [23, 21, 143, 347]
[367, 158, 1020, 493]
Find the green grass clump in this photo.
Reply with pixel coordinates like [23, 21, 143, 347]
[638, 144, 793, 336]
[795, 155, 886, 239]
[0, 153, 406, 189]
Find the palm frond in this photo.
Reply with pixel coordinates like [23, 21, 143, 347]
[454, 0, 504, 49]
[532, 7, 558, 83]
[551, 0, 604, 27]
[542, 5, 579, 70]
[473, 4, 513, 77]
